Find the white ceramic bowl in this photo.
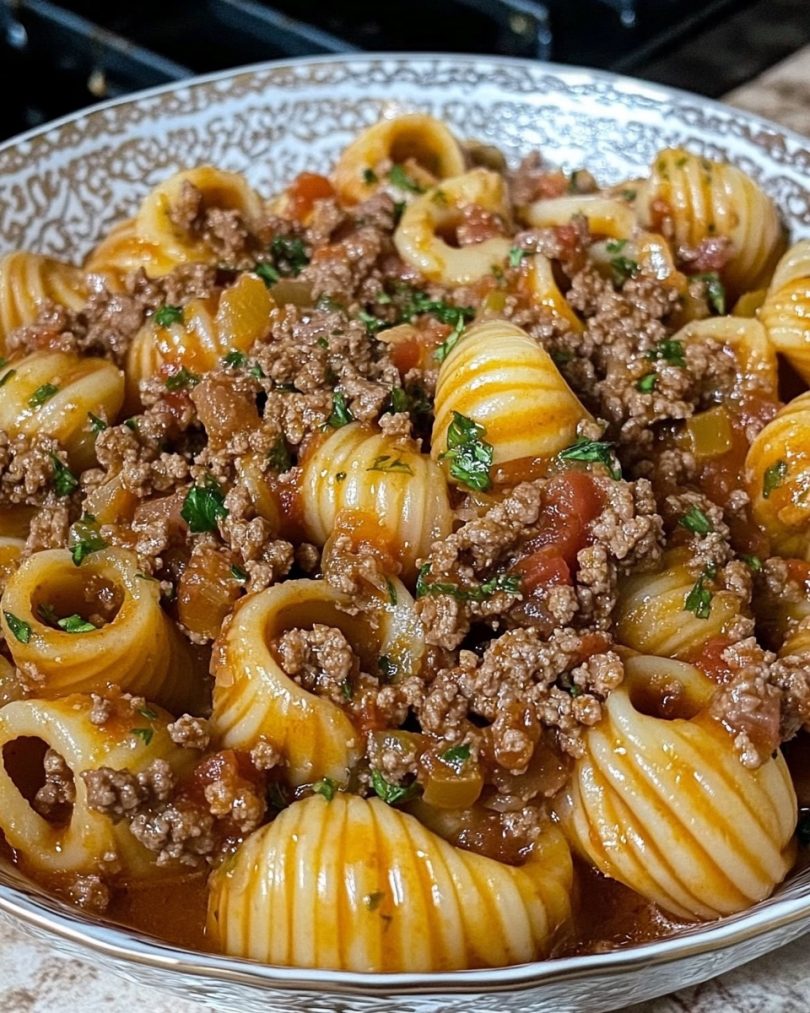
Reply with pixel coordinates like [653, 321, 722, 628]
[1, 53, 810, 1013]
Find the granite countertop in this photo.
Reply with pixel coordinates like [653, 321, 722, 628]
[3, 45, 810, 1013]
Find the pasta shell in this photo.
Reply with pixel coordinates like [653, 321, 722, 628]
[207, 793, 573, 971]
[0, 694, 196, 876]
[300, 423, 453, 578]
[0, 548, 206, 713]
[673, 315, 777, 396]
[615, 549, 745, 660]
[0, 350, 124, 469]
[432, 319, 590, 471]
[746, 391, 810, 557]
[526, 254, 583, 333]
[0, 252, 97, 350]
[84, 217, 178, 280]
[760, 240, 810, 383]
[555, 654, 796, 919]
[636, 148, 785, 295]
[331, 114, 466, 205]
[519, 195, 636, 239]
[394, 169, 511, 285]
[211, 578, 423, 786]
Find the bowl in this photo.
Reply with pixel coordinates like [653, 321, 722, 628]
[1, 52, 810, 1013]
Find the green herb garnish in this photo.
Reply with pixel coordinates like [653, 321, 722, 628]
[440, 743, 471, 772]
[87, 412, 107, 433]
[231, 564, 247, 582]
[508, 246, 525, 268]
[385, 578, 398, 606]
[267, 437, 292, 473]
[636, 372, 657, 393]
[57, 614, 97, 634]
[763, 459, 788, 499]
[312, 777, 337, 801]
[28, 383, 58, 408]
[416, 565, 520, 602]
[255, 261, 280, 286]
[222, 350, 247, 368]
[559, 436, 621, 480]
[131, 727, 154, 746]
[371, 769, 419, 805]
[165, 367, 200, 392]
[4, 611, 30, 644]
[685, 572, 713, 619]
[742, 554, 762, 573]
[679, 505, 714, 536]
[440, 411, 493, 492]
[327, 391, 353, 429]
[434, 314, 466, 364]
[378, 655, 397, 681]
[69, 514, 107, 566]
[50, 455, 78, 497]
[388, 164, 424, 194]
[181, 476, 229, 533]
[270, 235, 310, 276]
[367, 454, 414, 475]
[154, 304, 183, 327]
[694, 271, 726, 315]
[648, 338, 686, 368]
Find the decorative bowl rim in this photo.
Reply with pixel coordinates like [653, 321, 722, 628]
[1, 50, 809, 996]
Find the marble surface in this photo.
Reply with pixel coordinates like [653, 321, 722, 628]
[3, 45, 810, 1013]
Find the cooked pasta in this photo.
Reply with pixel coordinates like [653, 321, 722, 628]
[0, 115, 807, 970]
[1, 547, 204, 712]
[0, 350, 124, 469]
[556, 655, 796, 919]
[0, 693, 196, 877]
[208, 793, 572, 971]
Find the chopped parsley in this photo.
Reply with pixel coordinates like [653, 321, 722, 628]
[387, 387, 410, 414]
[0, 369, 16, 388]
[357, 309, 386, 334]
[341, 678, 353, 700]
[267, 437, 292, 473]
[87, 412, 107, 433]
[165, 367, 200, 391]
[694, 271, 726, 315]
[387, 164, 424, 194]
[678, 505, 713, 536]
[763, 459, 788, 499]
[222, 350, 247, 368]
[684, 571, 713, 620]
[648, 338, 686, 368]
[57, 614, 97, 634]
[508, 246, 525, 268]
[131, 727, 154, 746]
[742, 554, 763, 573]
[327, 391, 353, 429]
[255, 261, 280, 286]
[153, 304, 183, 327]
[270, 235, 310, 276]
[138, 705, 157, 720]
[402, 289, 474, 332]
[362, 168, 378, 185]
[231, 564, 247, 582]
[367, 454, 414, 475]
[27, 383, 59, 408]
[559, 436, 621, 480]
[364, 891, 385, 911]
[636, 372, 657, 393]
[50, 455, 78, 497]
[610, 254, 639, 287]
[181, 476, 229, 533]
[371, 769, 419, 805]
[440, 411, 493, 492]
[69, 514, 107, 566]
[434, 315, 466, 364]
[416, 565, 520, 602]
[440, 743, 471, 772]
[378, 655, 397, 681]
[4, 611, 30, 644]
[312, 777, 337, 801]
[385, 578, 398, 606]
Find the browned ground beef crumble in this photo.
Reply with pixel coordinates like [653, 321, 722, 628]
[2, 158, 807, 911]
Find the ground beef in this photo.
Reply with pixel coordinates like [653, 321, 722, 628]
[64, 873, 111, 913]
[129, 801, 216, 868]
[275, 624, 357, 707]
[0, 431, 66, 507]
[33, 749, 76, 818]
[168, 714, 211, 750]
[82, 759, 175, 819]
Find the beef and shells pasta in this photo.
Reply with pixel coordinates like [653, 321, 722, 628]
[0, 113, 806, 971]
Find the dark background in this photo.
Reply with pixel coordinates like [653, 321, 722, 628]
[1, 0, 809, 142]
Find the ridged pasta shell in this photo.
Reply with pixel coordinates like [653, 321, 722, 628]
[0, 252, 88, 347]
[760, 240, 810, 383]
[300, 423, 453, 578]
[0, 350, 124, 469]
[555, 655, 796, 919]
[615, 549, 744, 660]
[746, 391, 810, 557]
[432, 319, 590, 470]
[673, 315, 777, 396]
[211, 578, 423, 786]
[84, 218, 179, 280]
[331, 114, 466, 205]
[526, 254, 583, 333]
[394, 169, 511, 285]
[520, 195, 636, 239]
[0, 694, 196, 876]
[636, 148, 785, 295]
[0, 548, 205, 713]
[136, 166, 263, 264]
[208, 793, 573, 971]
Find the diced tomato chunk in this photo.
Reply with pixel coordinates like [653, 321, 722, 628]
[515, 547, 571, 594]
[690, 635, 734, 684]
[389, 337, 422, 373]
[287, 172, 334, 220]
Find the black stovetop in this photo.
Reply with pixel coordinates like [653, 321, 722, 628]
[0, 0, 809, 142]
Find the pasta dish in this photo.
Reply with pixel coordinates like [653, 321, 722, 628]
[0, 112, 808, 970]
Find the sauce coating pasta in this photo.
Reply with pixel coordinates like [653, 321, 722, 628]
[0, 112, 808, 971]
